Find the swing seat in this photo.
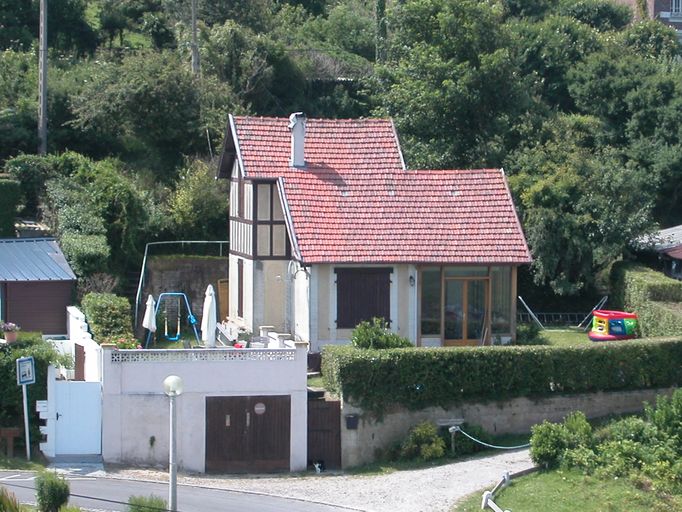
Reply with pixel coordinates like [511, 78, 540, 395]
[188, 314, 197, 325]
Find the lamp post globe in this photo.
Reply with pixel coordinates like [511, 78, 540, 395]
[164, 375, 184, 397]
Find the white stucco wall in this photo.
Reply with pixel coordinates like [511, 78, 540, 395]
[65, 306, 102, 382]
[311, 263, 417, 352]
[101, 343, 308, 473]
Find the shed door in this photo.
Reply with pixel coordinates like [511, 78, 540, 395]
[205, 395, 290, 472]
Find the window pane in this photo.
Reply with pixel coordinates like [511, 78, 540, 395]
[257, 184, 271, 221]
[444, 266, 488, 277]
[272, 193, 284, 221]
[420, 268, 441, 336]
[273, 225, 286, 256]
[467, 280, 486, 340]
[444, 280, 463, 339]
[257, 225, 270, 256]
[491, 266, 511, 334]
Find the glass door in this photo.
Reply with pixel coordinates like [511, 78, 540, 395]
[444, 278, 488, 346]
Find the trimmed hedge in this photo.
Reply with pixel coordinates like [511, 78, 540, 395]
[322, 340, 682, 415]
[611, 262, 682, 337]
[82, 292, 132, 342]
[0, 179, 20, 236]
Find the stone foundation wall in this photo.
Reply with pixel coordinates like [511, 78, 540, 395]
[341, 387, 676, 468]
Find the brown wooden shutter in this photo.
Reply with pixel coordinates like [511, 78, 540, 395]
[335, 268, 391, 328]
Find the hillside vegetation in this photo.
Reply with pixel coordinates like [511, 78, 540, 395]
[2, 0, 681, 297]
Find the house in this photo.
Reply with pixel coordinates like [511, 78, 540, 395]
[0, 238, 76, 335]
[218, 114, 532, 351]
[642, 224, 682, 280]
[614, 1, 682, 38]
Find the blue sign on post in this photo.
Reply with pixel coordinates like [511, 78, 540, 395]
[16, 356, 35, 386]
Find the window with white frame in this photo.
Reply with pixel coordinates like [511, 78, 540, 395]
[673, 0, 682, 14]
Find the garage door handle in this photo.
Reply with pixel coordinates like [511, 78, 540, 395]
[56, 412, 61, 421]
[246, 412, 251, 428]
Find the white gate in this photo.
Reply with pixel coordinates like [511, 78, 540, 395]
[38, 366, 102, 458]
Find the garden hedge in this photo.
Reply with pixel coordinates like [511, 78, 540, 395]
[82, 292, 132, 342]
[611, 262, 682, 337]
[60, 233, 110, 278]
[322, 339, 682, 415]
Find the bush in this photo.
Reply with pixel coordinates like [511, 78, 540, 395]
[514, 322, 547, 345]
[321, 339, 682, 415]
[594, 416, 660, 446]
[35, 471, 70, 512]
[350, 318, 412, 349]
[82, 292, 133, 342]
[611, 262, 682, 337]
[0, 487, 26, 512]
[644, 388, 682, 441]
[0, 179, 20, 236]
[60, 233, 110, 278]
[530, 421, 572, 468]
[127, 495, 167, 512]
[3, 154, 58, 217]
[399, 421, 446, 461]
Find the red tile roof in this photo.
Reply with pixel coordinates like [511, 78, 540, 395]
[230, 115, 531, 265]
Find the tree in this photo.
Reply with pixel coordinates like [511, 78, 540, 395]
[168, 158, 228, 240]
[555, 0, 631, 32]
[507, 115, 656, 294]
[619, 20, 682, 60]
[378, 0, 531, 169]
[509, 15, 600, 111]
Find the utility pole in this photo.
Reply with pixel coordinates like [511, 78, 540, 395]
[190, 0, 200, 75]
[38, 0, 48, 154]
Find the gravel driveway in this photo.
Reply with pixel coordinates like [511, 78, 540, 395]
[103, 449, 534, 512]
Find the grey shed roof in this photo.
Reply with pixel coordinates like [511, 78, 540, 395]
[0, 238, 77, 282]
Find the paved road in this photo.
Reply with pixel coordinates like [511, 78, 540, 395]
[0, 471, 353, 512]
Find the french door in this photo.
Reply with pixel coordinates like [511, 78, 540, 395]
[443, 278, 489, 346]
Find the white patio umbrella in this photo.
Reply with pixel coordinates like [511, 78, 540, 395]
[142, 294, 157, 333]
[201, 284, 217, 348]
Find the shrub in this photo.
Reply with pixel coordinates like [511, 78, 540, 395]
[351, 318, 412, 349]
[0, 179, 20, 236]
[610, 262, 682, 337]
[60, 233, 110, 278]
[82, 292, 133, 342]
[564, 411, 593, 447]
[35, 471, 70, 512]
[515, 322, 545, 345]
[530, 421, 572, 468]
[0, 487, 26, 512]
[399, 421, 446, 461]
[644, 388, 682, 441]
[127, 495, 167, 512]
[3, 154, 58, 217]
[321, 339, 682, 415]
[594, 416, 660, 446]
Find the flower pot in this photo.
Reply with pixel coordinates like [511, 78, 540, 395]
[4, 331, 17, 343]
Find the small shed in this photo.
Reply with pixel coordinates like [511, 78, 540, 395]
[0, 238, 76, 335]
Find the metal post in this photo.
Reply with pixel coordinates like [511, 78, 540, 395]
[38, 0, 48, 154]
[190, 0, 200, 75]
[22, 384, 30, 461]
[169, 393, 177, 511]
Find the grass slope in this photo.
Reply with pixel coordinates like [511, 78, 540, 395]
[454, 469, 682, 511]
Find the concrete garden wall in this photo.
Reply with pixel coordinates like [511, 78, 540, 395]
[340, 387, 676, 467]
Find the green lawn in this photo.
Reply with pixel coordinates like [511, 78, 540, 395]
[542, 328, 592, 347]
[0, 456, 44, 471]
[454, 469, 682, 511]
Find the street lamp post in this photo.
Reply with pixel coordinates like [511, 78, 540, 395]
[163, 375, 184, 512]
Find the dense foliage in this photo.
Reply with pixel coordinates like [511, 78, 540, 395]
[322, 339, 682, 415]
[35, 471, 70, 512]
[0, 179, 20, 236]
[0, 336, 70, 445]
[350, 318, 412, 349]
[81, 292, 133, 342]
[611, 262, 682, 337]
[1, 0, 681, 297]
[530, 389, 682, 493]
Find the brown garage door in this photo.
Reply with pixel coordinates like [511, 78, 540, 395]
[205, 395, 290, 473]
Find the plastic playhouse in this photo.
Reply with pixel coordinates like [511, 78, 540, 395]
[588, 310, 639, 342]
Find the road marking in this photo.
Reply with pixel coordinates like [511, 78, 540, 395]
[0, 474, 35, 481]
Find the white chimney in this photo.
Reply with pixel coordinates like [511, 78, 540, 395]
[288, 112, 306, 167]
